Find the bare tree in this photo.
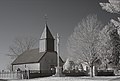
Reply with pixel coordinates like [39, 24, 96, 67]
[98, 22, 120, 76]
[100, 0, 120, 70]
[97, 23, 114, 70]
[100, 0, 120, 14]
[67, 15, 103, 77]
[100, 0, 120, 31]
[63, 58, 75, 72]
[7, 36, 38, 59]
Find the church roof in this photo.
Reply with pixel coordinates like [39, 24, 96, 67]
[40, 24, 54, 39]
[12, 48, 57, 65]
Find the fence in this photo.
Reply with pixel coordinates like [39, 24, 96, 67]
[0, 70, 44, 79]
[0, 70, 53, 79]
[0, 71, 23, 79]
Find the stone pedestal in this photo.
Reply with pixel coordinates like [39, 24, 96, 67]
[53, 67, 64, 77]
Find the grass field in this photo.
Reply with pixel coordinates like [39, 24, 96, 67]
[6, 76, 120, 81]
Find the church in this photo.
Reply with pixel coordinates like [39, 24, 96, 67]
[11, 23, 64, 74]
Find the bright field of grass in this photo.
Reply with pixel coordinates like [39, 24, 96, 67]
[7, 76, 120, 81]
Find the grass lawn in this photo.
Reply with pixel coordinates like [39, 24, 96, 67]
[6, 76, 120, 81]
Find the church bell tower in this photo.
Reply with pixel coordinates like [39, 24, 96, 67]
[39, 17, 54, 52]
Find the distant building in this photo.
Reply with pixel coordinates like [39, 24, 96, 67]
[11, 23, 64, 74]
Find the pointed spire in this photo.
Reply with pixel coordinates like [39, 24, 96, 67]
[40, 15, 54, 39]
[40, 25, 54, 39]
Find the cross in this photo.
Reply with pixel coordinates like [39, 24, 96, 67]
[56, 33, 60, 67]
[44, 14, 48, 24]
[54, 33, 63, 77]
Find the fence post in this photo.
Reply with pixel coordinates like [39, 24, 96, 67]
[21, 72, 24, 79]
[27, 70, 30, 79]
[13, 72, 14, 78]
[10, 71, 11, 78]
[6, 71, 9, 77]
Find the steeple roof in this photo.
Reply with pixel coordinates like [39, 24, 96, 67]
[40, 24, 54, 39]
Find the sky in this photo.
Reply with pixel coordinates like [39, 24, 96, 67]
[0, 0, 119, 70]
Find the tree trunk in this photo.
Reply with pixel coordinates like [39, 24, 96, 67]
[90, 65, 94, 77]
